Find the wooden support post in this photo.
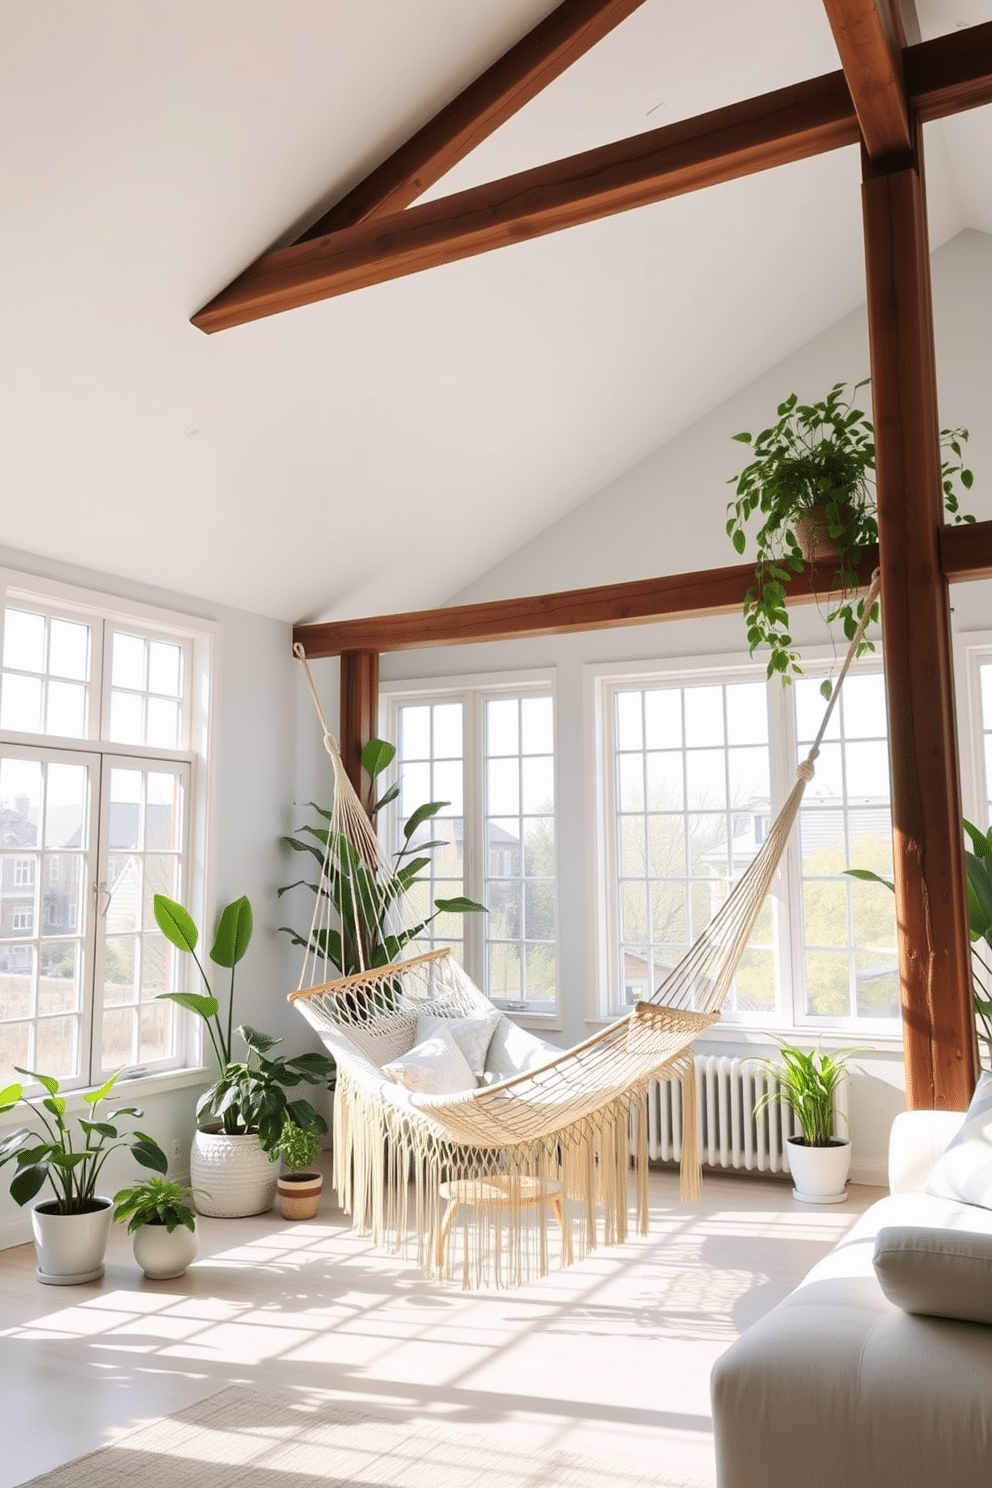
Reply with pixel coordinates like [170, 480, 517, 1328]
[339, 651, 380, 813]
[861, 134, 976, 1109]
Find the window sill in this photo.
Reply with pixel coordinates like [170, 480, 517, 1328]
[584, 1015, 905, 1055]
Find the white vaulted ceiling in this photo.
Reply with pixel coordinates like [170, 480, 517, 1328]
[0, 1, 989, 622]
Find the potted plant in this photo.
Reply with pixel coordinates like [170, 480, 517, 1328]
[271, 1114, 324, 1220]
[727, 380, 974, 694]
[0, 1069, 167, 1284]
[848, 818, 992, 1069]
[280, 737, 486, 977]
[750, 1042, 863, 1204]
[154, 893, 336, 1217]
[113, 1175, 200, 1279]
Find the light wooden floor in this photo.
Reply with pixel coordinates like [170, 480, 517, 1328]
[0, 1165, 878, 1488]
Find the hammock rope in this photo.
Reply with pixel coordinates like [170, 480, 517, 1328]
[289, 575, 881, 1285]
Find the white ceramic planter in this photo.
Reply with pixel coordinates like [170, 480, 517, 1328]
[132, 1221, 198, 1279]
[787, 1136, 852, 1204]
[190, 1128, 277, 1217]
[32, 1197, 114, 1285]
[276, 1172, 323, 1220]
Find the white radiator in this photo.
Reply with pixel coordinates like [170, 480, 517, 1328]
[643, 1056, 850, 1176]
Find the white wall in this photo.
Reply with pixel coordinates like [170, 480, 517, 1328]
[0, 545, 322, 1247]
[381, 228, 992, 1187]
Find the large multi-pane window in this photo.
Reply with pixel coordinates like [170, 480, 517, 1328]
[0, 574, 214, 1094]
[600, 661, 897, 1028]
[385, 677, 557, 1015]
[792, 671, 897, 1020]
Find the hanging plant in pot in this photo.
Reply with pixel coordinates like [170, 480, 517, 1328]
[0, 1070, 167, 1284]
[750, 1043, 864, 1204]
[154, 894, 336, 1218]
[726, 379, 975, 696]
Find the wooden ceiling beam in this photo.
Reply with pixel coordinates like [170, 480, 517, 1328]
[193, 20, 992, 334]
[905, 17, 992, 121]
[292, 520, 992, 658]
[296, 0, 650, 240]
[820, 0, 911, 160]
[293, 551, 882, 658]
[193, 70, 857, 332]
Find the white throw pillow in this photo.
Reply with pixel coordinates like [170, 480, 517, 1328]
[416, 1010, 501, 1079]
[382, 1026, 477, 1095]
[873, 1224, 992, 1324]
[484, 1018, 558, 1082]
[924, 1072, 992, 1210]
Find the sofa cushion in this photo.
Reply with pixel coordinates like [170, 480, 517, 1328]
[924, 1071, 992, 1210]
[382, 1026, 477, 1094]
[873, 1224, 992, 1324]
[416, 1009, 501, 1079]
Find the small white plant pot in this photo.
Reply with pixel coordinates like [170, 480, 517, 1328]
[787, 1137, 852, 1204]
[277, 1172, 323, 1220]
[190, 1128, 277, 1218]
[32, 1197, 114, 1285]
[132, 1221, 198, 1279]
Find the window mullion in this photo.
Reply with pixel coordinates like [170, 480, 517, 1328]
[464, 691, 484, 988]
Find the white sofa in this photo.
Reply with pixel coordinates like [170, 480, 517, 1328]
[710, 1107, 992, 1488]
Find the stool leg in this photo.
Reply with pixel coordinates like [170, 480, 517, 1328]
[436, 1199, 458, 1271]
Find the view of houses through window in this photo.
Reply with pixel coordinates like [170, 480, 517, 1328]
[604, 665, 897, 1027]
[0, 581, 209, 1093]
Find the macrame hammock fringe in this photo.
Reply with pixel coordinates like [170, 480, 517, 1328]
[289, 576, 881, 1287]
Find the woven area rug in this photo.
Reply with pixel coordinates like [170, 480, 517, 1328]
[22, 1385, 711, 1488]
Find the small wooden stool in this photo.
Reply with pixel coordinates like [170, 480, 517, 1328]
[435, 1175, 566, 1269]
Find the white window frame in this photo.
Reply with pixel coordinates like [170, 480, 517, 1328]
[954, 630, 992, 830]
[381, 668, 560, 1024]
[0, 567, 220, 1092]
[587, 646, 903, 1045]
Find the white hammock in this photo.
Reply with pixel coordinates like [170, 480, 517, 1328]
[289, 577, 880, 1286]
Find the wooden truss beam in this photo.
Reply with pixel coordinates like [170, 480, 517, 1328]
[193, 21, 992, 334]
[821, 0, 910, 159]
[296, 0, 649, 239]
[292, 524, 992, 658]
[861, 133, 976, 1109]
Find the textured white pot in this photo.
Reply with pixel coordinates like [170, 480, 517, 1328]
[132, 1220, 198, 1279]
[276, 1172, 323, 1220]
[190, 1128, 277, 1217]
[32, 1197, 114, 1285]
[787, 1137, 852, 1204]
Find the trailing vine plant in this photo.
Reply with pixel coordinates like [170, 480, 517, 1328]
[727, 379, 975, 696]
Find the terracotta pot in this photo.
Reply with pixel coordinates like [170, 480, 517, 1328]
[132, 1220, 198, 1279]
[277, 1171, 323, 1220]
[786, 1136, 851, 1204]
[32, 1197, 114, 1285]
[793, 504, 854, 564]
[190, 1128, 277, 1218]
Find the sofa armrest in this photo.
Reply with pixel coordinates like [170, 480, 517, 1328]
[888, 1108, 966, 1193]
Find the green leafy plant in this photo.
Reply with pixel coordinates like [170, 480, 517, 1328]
[750, 1041, 864, 1147]
[271, 1113, 323, 1174]
[154, 894, 336, 1148]
[279, 737, 486, 977]
[848, 819, 992, 1067]
[113, 1175, 199, 1234]
[0, 1069, 167, 1213]
[727, 380, 974, 694]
